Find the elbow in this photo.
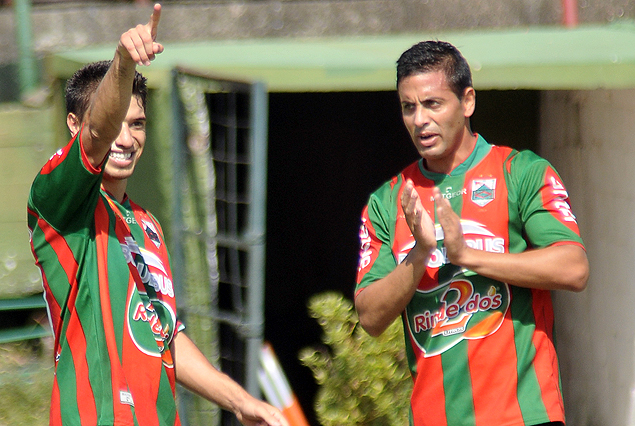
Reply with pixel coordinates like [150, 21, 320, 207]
[561, 255, 589, 293]
[357, 314, 386, 338]
[567, 266, 589, 292]
[355, 297, 387, 337]
[551, 245, 589, 292]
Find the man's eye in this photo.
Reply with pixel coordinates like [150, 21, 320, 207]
[402, 104, 415, 113]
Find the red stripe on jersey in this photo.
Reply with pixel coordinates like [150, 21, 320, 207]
[40, 140, 72, 175]
[461, 146, 513, 239]
[66, 306, 98, 423]
[121, 284, 161, 426]
[468, 309, 523, 425]
[409, 342, 448, 426]
[530, 290, 565, 422]
[50, 375, 62, 426]
[35, 216, 77, 340]
[27, 240, 61, 352]
[41, 280, 60, 339]
[462, 147, 524, 425]
[95, 199, 135, 424]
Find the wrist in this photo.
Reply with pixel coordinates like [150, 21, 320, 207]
[447, 244, 474, 269]
[227, 386, 251, 417]
[408, 243, 434, 264]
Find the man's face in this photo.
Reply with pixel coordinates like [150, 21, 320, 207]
[102, 96, 147, 183]
[398, 70, 475, 174]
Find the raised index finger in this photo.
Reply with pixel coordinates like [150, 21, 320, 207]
[148, 3, 161, 41]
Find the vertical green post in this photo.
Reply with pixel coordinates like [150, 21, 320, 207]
[13, 0, 38, 97]
[245, 80, 269, 397]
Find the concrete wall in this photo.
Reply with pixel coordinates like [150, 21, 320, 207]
[3, 0, 635, 67]
[541, 89, 635, 426]
[0, 0, 560, 65]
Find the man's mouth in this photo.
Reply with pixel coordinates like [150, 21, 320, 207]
[418, 133, 438, 145]
[109, 151, 133, 161]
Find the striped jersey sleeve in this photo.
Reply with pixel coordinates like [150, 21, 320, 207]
[507, 149, 584, 250]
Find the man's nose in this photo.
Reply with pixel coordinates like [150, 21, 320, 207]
[115, 124, 133, 147]
[413, 106, 428, 128]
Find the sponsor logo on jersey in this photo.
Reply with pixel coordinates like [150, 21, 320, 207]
[121, 234, 178, 357]
[142, 219, 161, 248]
[546, 174, 577, 223]
[396, 219, 504, 269]
[124, 216, 137, 225]
[41, 147, 70, 175]
[127, 289, 177, 358]
[437, 186, 467, 201]
[396, 218, 510, 357]
[471, 178, 496, 207]
[120, 237, 175, 298]
[358, 218, 373, 271]
[406, 276, 509, 357]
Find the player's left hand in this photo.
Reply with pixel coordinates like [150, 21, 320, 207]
[433, 187, 469, 265]
[235, 398, 289, 426]
[118, 3, 164, 66]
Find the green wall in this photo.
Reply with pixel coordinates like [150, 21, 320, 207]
[0, 103, 56, 298]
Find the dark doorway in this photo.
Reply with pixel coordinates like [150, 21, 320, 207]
[264, 89, 539, 425]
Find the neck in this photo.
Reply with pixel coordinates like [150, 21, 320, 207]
[425, 132, 477, 175]
[101, 179, 127, 204]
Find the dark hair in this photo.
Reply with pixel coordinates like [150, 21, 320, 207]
[396, 40, 472, 99]
[65, 60, 148, 120]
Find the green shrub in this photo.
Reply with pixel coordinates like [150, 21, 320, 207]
[299, 292, 412, 426]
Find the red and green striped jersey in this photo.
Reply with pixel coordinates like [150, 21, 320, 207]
[356, 135, 584, 426]
[28, 130, 184, 426]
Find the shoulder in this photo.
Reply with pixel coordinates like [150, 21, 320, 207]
[369, 161, 420, 203]
[363, 161, 420, 229]
[485, 147, 553, 180]
[507, 149, 550, 167]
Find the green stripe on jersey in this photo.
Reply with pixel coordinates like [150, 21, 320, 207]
[510, 286, 549, 422]
[56, 343, 82, 423]
[442, 339, 476, 425]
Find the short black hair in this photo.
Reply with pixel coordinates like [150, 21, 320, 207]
[65, 60, 148, 120]
[396, 40, 472, 99]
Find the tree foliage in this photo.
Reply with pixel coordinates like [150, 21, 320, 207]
[299, 292, 412, 426]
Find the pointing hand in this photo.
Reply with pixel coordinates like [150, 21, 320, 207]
[118, 3, 164, 67]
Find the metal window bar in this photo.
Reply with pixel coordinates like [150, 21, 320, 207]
[171, 68, 268, 426]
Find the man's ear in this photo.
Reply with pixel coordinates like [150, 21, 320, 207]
[67, 112, 80, 136]
[462, 87, 476, 118]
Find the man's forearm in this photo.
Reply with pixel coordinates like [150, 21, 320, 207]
[355, 244, 430, 336]
[82, 51, 137, 166]
[172, 332, 255, 414]
[453, 244, 589, 292]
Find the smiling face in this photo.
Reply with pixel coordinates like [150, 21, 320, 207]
[398, 70, 476, 174]
[102, 96, 147, 184]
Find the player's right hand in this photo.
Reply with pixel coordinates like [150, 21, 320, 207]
[118, 3, 164, 67]
[401, 179, 437, 255]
